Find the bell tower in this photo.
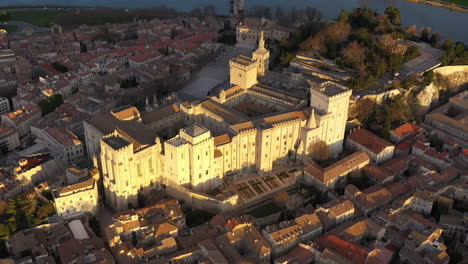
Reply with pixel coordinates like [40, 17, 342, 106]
[252, 31, 270, 77]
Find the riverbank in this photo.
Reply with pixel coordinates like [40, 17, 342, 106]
[405, 0, 468, 13]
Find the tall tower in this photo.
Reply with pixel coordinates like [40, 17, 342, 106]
[310, 81, 352, 156]
[252, 31, 270, 77]
[230, 0, 245, 16]
[230, 55, 258, 89]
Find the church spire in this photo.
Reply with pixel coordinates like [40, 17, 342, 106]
[145, 96, 150, 111]
[152, 93, 158, 108]
[259, 31, 265, 50]
[306, 109, 317, 129]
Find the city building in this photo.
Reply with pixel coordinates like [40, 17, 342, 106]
[425, 90, 468, 147]
[105, 200, 185, 262]
[0, 124, 20, 154]
[0, 97, 10, 114]
[33, 127, 85, 165]
[53, 177, 99, 220]
[402, 190, 435, 215]
[399, 229, 450, 264]
[303, 152, 370, 190]
[236, 17, 292, 44]
[347, 128, 395, 164]
[390, 123, 423, 143]
[315, 197, 356, 230]
[1, 105, 41, 140]
[230, 0, 244, 16]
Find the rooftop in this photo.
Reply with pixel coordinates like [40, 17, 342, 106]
[313, 81, 350, 97]
[392, 123, 422, 139]
[44, 127, 81, 147]
[231, 55, 256, 66]
[182, 123, 209, 137]
[348, 128, 394, 155]
[103, 135, 131, 150]
[55, 178, 95, 197]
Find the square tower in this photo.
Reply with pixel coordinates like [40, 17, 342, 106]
[230, 0, 244, 15]
[310, 81, 352, 155]
[252, 31, 270, 77]
[165, 123, 220, 193]
[230, 55, 258, 89]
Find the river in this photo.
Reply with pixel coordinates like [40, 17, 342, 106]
[1, 0, 468, 43]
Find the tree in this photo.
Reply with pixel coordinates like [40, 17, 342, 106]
[420, 27, 431, 43]
[423, 70, 434, 86]
[375, 58, 387, 78]
[442, 39, 453, 51]
[429, 32, 440, 45]
[308, 140, 331, 161]
[348, 8, 378, 29]
[20, 194, 38, 225]
[384, 7, 401, 25]
[36, 203, 55, 219]
[351, 98, 376, 122]
[404, 46, 420, 61]
[0, 201, 7, 215]
[382, 108, 392, 140]
[49, 94, 63, 108]
[338, 9, 349, 23]
[352, 27, 372, 47]
[389, 53, 404, 73]
[404, 25, 418, 40]
[327, 22, 352, 43]
[38, 100, 53, 115]
[0, 11, 10, 22]
[342, 41, 366, 66]
[377, 34, 397, 54]
[279, 52, 294, 67]
[51, 62, 68, 73]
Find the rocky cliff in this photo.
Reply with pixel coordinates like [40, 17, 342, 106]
[416, 65, 468, 114]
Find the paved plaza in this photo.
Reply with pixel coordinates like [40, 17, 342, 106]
[179, 44, 254, 100]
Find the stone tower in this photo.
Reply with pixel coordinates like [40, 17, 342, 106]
[252, 31, 270, 77]
[310, 81, 352, 156]
[230, 0, 245, 16]
[229, 55, 258, 89]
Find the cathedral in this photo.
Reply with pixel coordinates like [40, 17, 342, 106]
[84, 35, 351, 211]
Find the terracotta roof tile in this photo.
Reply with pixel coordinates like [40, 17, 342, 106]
[348, 128, 394, 155]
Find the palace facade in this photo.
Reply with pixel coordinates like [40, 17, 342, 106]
[84, 36, 352, 211]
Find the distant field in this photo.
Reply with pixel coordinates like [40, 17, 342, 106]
[0, 24, 18, 32]
[1, 8, 133, 28]
[9, 10, 60, 27]
[426, 0, 468, 7]
[445, 0, 468, 6]
[0, 5, 82, 9]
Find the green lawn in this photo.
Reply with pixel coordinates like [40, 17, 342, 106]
[9, 11, 60, 27]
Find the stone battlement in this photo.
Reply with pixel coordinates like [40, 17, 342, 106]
[230, 55, 257, 70]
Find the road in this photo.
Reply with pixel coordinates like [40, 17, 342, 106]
[356, 41, 443, 97]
